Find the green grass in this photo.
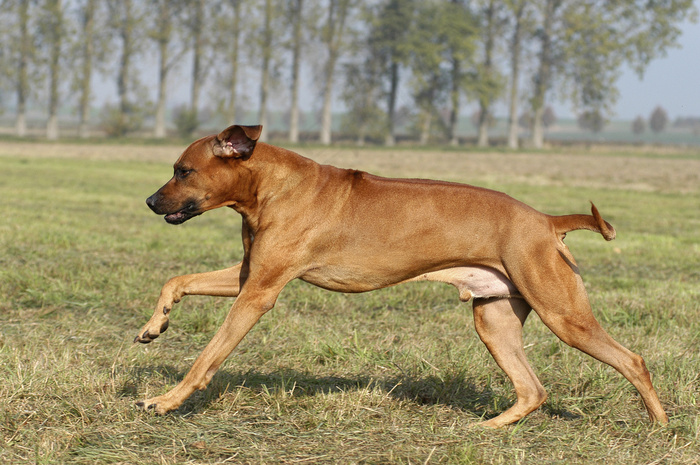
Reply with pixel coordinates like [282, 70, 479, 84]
[1, 145, 699, 464]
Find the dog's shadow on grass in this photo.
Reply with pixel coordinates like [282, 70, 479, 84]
[122, 365, 578, 423]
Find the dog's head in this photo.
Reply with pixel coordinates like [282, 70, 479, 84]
[146, 124, 263, 224]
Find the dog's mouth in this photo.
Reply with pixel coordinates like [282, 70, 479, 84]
[164, 205, 201, 224]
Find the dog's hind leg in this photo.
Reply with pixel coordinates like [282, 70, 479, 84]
[510, 252, 669, 424]
[472, 297, 548, 428]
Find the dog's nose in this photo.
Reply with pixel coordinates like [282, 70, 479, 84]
[146, 194, 159, 212]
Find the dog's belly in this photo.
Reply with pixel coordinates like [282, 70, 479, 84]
[300, 265, 520, 301]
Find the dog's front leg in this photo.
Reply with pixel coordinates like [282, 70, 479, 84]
[136, 278, 285, 414]
[134, 262, 248, 343]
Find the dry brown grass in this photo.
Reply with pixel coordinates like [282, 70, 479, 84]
[2, 140, 697, 194]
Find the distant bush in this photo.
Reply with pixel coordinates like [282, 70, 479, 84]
[632, 116, 646, 135]
[100, 103, 145, 137]
[649, 106, 668, 133]
[577, 110, 606, 133]
[174, 105, 200, 138]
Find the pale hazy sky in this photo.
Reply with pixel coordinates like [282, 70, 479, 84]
[593, 14, 699, 120]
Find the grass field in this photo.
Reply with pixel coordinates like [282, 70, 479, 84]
[1, 140, 698, 464]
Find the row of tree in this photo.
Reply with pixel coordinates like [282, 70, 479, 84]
[0, 0, 696, 147]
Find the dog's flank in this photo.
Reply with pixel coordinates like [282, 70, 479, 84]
[134, 124, 667, 428]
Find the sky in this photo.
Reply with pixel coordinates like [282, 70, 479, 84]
[592, 13, 700, 120]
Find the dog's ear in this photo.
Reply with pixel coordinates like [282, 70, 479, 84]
[213, 125, 263, 159]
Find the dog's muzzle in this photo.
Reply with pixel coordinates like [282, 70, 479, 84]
[146, 193, 201, 225]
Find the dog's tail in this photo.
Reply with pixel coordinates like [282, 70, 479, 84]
[550, 203, 616, 241]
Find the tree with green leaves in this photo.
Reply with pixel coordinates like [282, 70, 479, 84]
[443, 0, 479, 146]
[529, 0, 696, 148]
[368, 0, 415, 146]
[408, 1, 447, 145]
[408, 0, 478, 146]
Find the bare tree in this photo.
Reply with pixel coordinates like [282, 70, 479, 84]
[76, 0, 97, 139]
[505, 0, 531, 149]
[148, 0, 186, 138]
[184, 0, 212, 125]
[319, 0, 354, 145]
[44, 0, 65, 140]
[107, 0, 145, 135]
[530, 0, 559, 149]
[288, 0, 304, 143]
[258, 0, 275, 139]
[475, 0, 504, 148]
[444, 0, 478, 147]
[213, 0, 245, 126]
[14, 1, 33, 137]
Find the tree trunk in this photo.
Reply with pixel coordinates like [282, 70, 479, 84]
[507, 1, 526, 149]
[226, 0, 242, 124]
[289, 0, 302, 143]
[385, 60, 399, 146]
[116, 0, 134, 125]
[154, 0, 172, 139]
[448, 59, 460, 146]
[477, 0, 496, 148]
[320, 0, 349, 146]
[419, 112, 432, 145]
[78, 0, 95, 139]
[16, 1, 30, 137]
[531, 0, 557, 149]
[259, 0, 273, 140]
[154, 37, 169, 138]
[190, 0, 205, 121]
[46, 0, 62, 140]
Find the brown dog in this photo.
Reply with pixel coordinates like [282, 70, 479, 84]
[135, 124, 668, 427]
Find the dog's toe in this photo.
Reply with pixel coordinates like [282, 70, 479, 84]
[134, 329, 161, 344]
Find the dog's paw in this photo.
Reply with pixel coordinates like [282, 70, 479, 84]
[133, 316, 170, 344]
[135, 396, 174, 415]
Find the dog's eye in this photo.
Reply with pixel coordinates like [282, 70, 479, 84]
[176, 169, 193, 180]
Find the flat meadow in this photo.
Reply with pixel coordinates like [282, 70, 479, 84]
[0, 139, 698, 464]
